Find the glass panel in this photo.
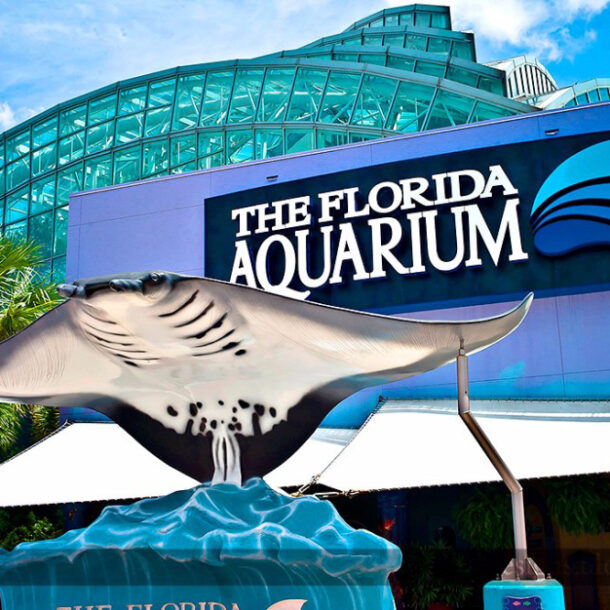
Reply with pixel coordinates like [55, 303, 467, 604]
[451, 40, 474, 60]
[350, 132, 378, 143]
[197, 132, 223, 169]
[316, 131, 348, 148]
[200, 71, 234, 126]
[29, 211, 54, 258]
[387, 56, 416, 71]
[469, 101, 515, 123]
[363, 34, 379, 46]
[319, 71, 361, 124]
[6, 130, 30, 162]
[145, 107, 172, 137]
[342, 37, 362, 46]
[370, 18, 383, 27]
[53, 206, 69, 257]
[32, 142, 57, 177]
[84, 154, 113, 190]
[88, 93, 117, 125]
[399, 12, 414, 25]
[257, 69, 295, 122]
[32, 116, 58, 149]
[118, 85, 147, 115]
[52, 257, 66, 282]
[478, 76, 504, 96]
[334, 53, 359, 62]
[575, 93, 588, 105]
[387, 81, 434, 131]
[0, 168, 4, 197]
[600, 88, 610, 101]
[113, 145, 141, 183]
[287, 69, 327, 122]
[116, 112, 144, 144]
[427, 38, 452, 55]
[0, 142, 4, 168]
[198, 153, 223, 170]
[6, 157, 30, 190]
[5, 187, 29, 223]
[59, 105, 87, 136]
[589, 88, 601, 102]
[4, 220, 27, 240]
[171, 160, 197, 174]
[415, 60, 446, 78]
[358, 54, 386, 66]
[31, 175, 56, 214]
[254, 129, 283, 159]
[384, 34, 405, 46]
[431, 12, 450, 28]
[285, 129, 314, 154]
[57, 164, 83, 206]
[352, 75, 397, 127]
[171, 134, 196, 167]
[405, 34, 427, 51]
[148, 78, 176, 107]
[414, 11, 431, 26]
[385, 14, 398, 26]
[228, 69, 264, 123]
[58, 132, 85, 165]
[227, 130, 253, 164]
[425, 89, 474, 130]
[86, 121, 114, 154]
[172, 74, 206, 130]
[446, 65, 478, 88]
[143, 139, 169, 177]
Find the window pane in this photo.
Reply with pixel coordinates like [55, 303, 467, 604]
[478, 76, 504, 96]
[405, 34, 427, 51]
[384, 34, 405, 46]
[451, 40, 474, 60]
[319, 72, 361, 124]
[350, 132, 378, 143]
[32, 116, 58, 149]
[58, 132, 85, 165]
[86, 121, 114, 154]
[227, 130, 253, 164]
[469, 101, 514, 123]
[257, 69, 295, 122]
[170, 160, 197, 174]
[197, 132, 223, 168]
[316, 131, 348, 149]
[254, 129, 283, 159]
[425, 89, 474, 130]
[5, 187, 29, 223]
[0, 168, 4, 197]
[352, 75, 397, 127]
[52, 257, 66, 282]
[6, 157, 30, 190]
[171, 134, 196, 167]
[385, 14, 398, 26]
[228, 69, 264, 123]
[399, 12, 414, 25]
[31, 175, 56, 214]
[427, 37, 451, 55]
[60, 105, 87, 136]
[285, 129, 314, 154]
[287, 69, 328, 121]
[32, 142, 57, 177]
[6, 130, 30, 162]
[200, 71, 234, 126]
[29, 211, 54, 258]
[415, 60, 446, 78]
[334, 53, 359, 62]
[116, 112, 144, 144]
[363, 34, 379, 46]
[57, 165, 83, 206]
[114, 145, 141, 183]
[53, 206, 69, 257]
[89, 93, 117, 125]
[358, 53, 385, 66]
[118, 85, 147, 115]
[172, 74, 206, 130]
[387, 56, 416, 71]
[600, 88, 610, 101]
[0, 143, 4, 168]
[148, 78, 176, 107]
[431, 12, 450, 28]
[414, 11, 431, 26]
[446, 66, 478, 88]
[143, 140, 169, 177]
[84, 154, 113, 190]
[387, 81, 434, 131]
[589, 88, 601, 102]
[4, 220, 26, 240]
[145, 107, 172, 137]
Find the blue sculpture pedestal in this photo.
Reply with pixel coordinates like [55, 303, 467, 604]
[0, 479, 402, 610]
[483, 578, 565, 610]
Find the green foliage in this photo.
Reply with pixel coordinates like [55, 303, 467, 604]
[455, 485, 513, 551]
[403, 541, 474, 610]
[0, 508, 63, 551]
[544, 474, 610, 535]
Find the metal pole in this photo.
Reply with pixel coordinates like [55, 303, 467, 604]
[457, 347, 529, 579]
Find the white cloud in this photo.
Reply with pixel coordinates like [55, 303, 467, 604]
[385, 0, 610, 62]
[0, 101, 41, 132]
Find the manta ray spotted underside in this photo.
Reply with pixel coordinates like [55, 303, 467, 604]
[0, 271, 532, 485]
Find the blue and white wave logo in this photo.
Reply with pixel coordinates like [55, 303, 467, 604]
[532, 140, 610, 256]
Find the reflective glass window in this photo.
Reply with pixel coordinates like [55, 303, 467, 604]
[370, 18, 383, 27]
[478, 76, 504, 96]
[469, 101, 514, 123]
[387, 56, 416, 71]
[32, 142, 57, 176]
[334, 53, 359, 62]
[451, 40, 474, 60]
[60, 105, 86, 136]
[200, 71, 235, 126]
[414, 11, 431, 26]
[387, 81, 434, 131]
[171, 161, 197, 175]
[5, 187, 29, 224]
[198, 132, 223, 169]
[575, 93, 588, 105]
[89, 93, 117, 125]
[57, 165, 83, 206]
[172, 74, 206, 130]
[0, 168, 4, 197]
[84, 154, 113, 190]
[446, 65, 478, 88]
[4, 220, 26, 240]
[385, 14, 398, 26]
[342, 37, 362, 46]
[86, 121, 114, 154]
[589, 89, 601, 102]
[116, 112, 144, 144]
[431, 12, 450, 28]
[6, 130, 30, 162]
[425, 90, 474, 130]
[113, 145, 141, 183]
[148, 78, 176, 107]
[254, 129, 283, 159]
[31, 175, 56, 215]
[52, 257, 66, 282]
[29, 211, 54, 258]
[415, 60, 446, 78]
[285, 129, 314, 154]
[359, 54, 386, 66]
[58, 132, 85, 165]
[384, 34, 405, 46]
[352, 75, 397, 127]
[145, 107, 172, 137]
[171, 134, 196, 167]
[363, 34, 379, 46]
[227, 130, 254, 164]
[399, 12, 414, 25]
[54, 207, 69, 257]
[6, 157, 30, 190]
[228, 69, 264, 123]
[118, 86, 147, 115]
[0, 143, 4, 168]
[257, 69, 296, 122]
[405, 34, 427, 51]
[319, 72, 361, 124]
[350, 133, 378, 143]
[600, 88, 610, 101]
[32, 117, 58, 149]
[427, 38, 452, 55]
[316, 131, 349, 148]
[143, 140, 169, 177]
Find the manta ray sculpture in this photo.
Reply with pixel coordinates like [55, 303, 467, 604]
[0, 271, 532, 485]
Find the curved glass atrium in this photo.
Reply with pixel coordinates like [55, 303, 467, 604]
[0, 4, 576, 278]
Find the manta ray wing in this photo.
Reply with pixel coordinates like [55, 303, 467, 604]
[0, 271, 532, 484]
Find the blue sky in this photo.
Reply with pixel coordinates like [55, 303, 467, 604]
[1, 0, 609, 131]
